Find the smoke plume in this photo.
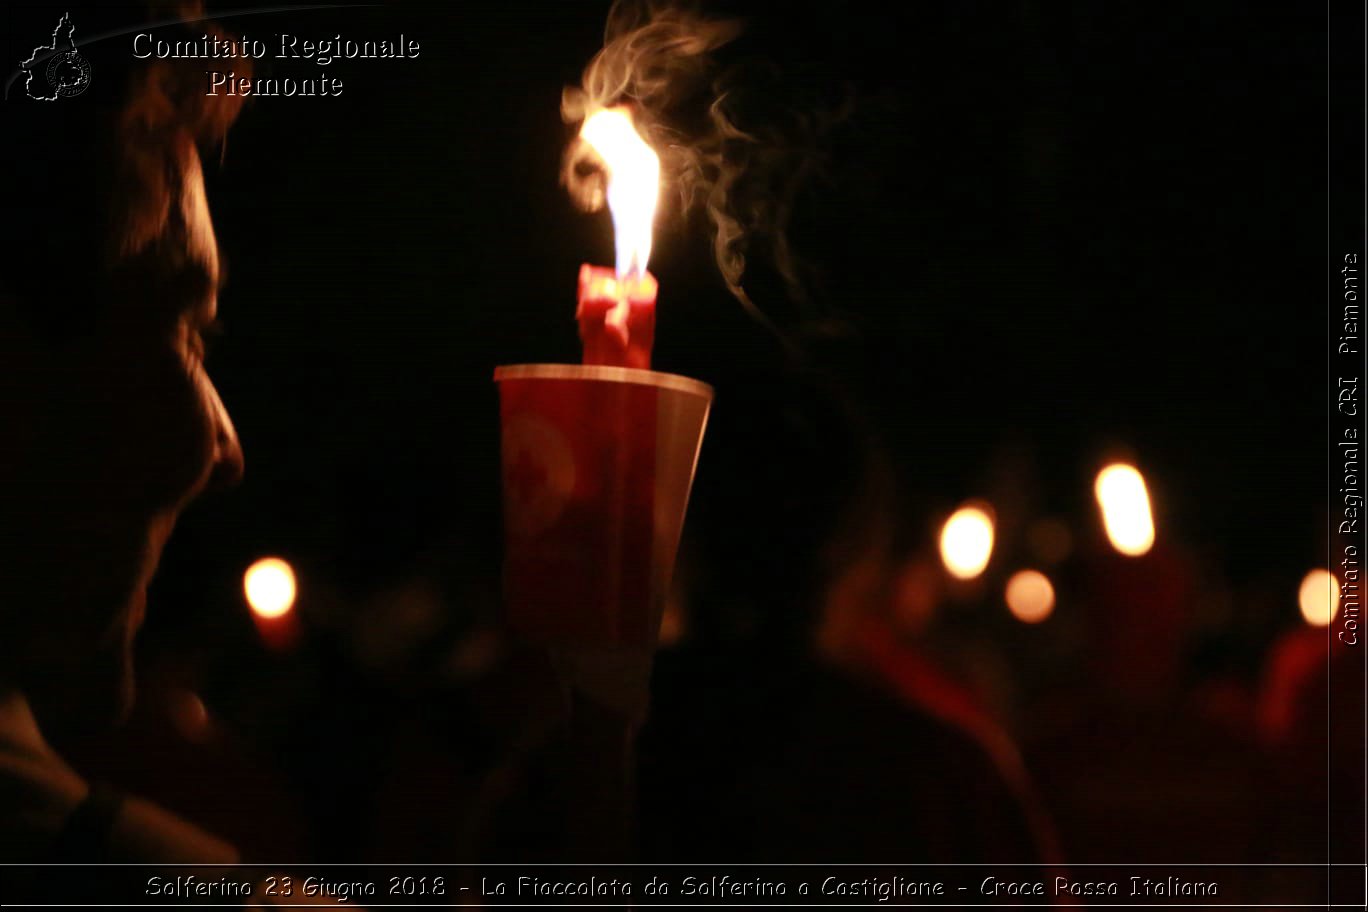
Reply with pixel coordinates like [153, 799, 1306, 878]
[562, 0, 831, 325]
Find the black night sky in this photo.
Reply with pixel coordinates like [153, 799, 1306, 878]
[177, 1, 1325, 618]
[3, 0, 1355, 885]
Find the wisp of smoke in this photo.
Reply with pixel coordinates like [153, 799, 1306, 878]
[562, 0, 828, 328]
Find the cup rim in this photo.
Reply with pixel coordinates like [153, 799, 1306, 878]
[494, 363, 714, 400]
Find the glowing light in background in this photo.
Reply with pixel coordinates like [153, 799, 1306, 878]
[940, 506, 995, 580]
[244, 557, 297, 619]
[1094, 463, 1155, 556]
[1299, 568, 1340, 626]
[1005, 569, 1056, 624]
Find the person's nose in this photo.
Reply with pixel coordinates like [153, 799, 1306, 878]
[203, 378, 244, 492]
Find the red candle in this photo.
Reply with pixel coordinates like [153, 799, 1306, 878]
[573, 105, 661, 368]
[577, 264, 657, 369]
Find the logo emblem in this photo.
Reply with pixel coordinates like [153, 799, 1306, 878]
[22, 13, 91, 101]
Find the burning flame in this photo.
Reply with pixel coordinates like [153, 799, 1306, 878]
[1299, 568, 1340, 626]
[1094, 463, 1155, 556]
[244, 557, 297, 619]
[579, 106, 661, 279]
[939, 505, 995, 580]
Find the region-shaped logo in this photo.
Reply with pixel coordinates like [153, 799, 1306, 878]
[21, 12, 91, 101]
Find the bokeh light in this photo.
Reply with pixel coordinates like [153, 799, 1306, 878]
[1005, 569, 1056, 623]
[1094, 463, 1155, 556]
[939, 506, 995, 580]
[1299, 568, 1340, 626]
[244, 557, 297, 619]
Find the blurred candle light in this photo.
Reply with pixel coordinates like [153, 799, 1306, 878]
[1299, 568, 1340, 626]
[1005, 569, 1055, 624]
[244, 557, 297, 619]
[1094, 462, 1155, 556]
[940, 506, 995, 580]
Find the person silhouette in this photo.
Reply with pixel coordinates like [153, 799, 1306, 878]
[1, 2, 246, 864]
[637, 365, 1053, 866]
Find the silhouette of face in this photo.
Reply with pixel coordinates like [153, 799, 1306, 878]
[0, 143, 243, 729]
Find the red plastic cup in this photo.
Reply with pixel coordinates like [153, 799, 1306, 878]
[495, 364, 713, 647]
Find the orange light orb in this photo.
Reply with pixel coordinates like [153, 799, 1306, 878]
[1299, 569, 1340, 627]
[1094, 462, 1155, 556]
[1005, 569, 1056, 624]
[939, 506, 995, 580]
[244, 557, 297, 619]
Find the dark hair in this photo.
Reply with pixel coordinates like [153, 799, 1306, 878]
[0, 2, 249, 338]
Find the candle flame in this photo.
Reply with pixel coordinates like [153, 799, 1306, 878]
[939, 505, 995, 580]
[1299, 568, 1340, 626]
[579, 106, 661, 279]
[244, 557, 297, 619]
[1094, 463, 1156, 556]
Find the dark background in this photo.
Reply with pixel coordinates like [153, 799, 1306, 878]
[184, 0, 1324, 644]
[197, 0, 1324, 593]
[7, 0, 1350, 877]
